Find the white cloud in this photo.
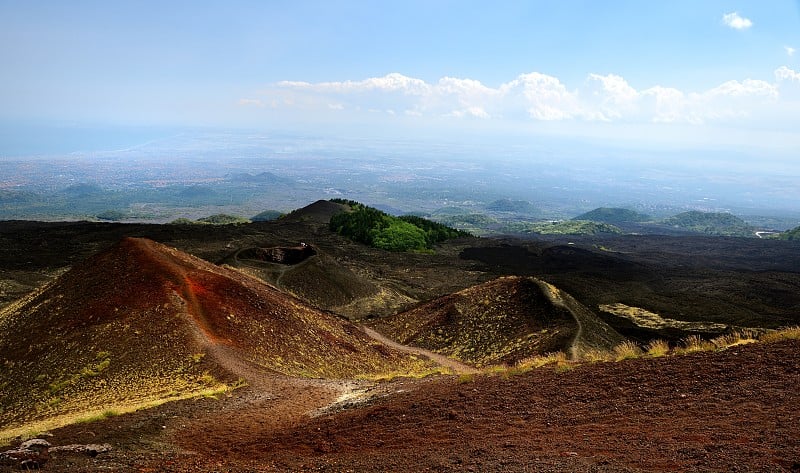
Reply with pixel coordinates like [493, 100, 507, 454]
[254, 69, 791, 127]
[722, 12, 752, 30]
[776, 66, 800, 82]
[701, 79, 778, 99]
[786, 46, 796, 57]
[499, 72, 588, 120]
[585, 73, 640, 119]
[279, 73, 430, 96]
[684, 79, 778, 123]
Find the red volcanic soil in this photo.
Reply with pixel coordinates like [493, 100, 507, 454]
[38, 339, 799, 472]
[173, 340, 799, 472]
[18, 237, 423, 378]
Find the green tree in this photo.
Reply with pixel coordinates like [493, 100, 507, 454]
[369, 219, 428, 251]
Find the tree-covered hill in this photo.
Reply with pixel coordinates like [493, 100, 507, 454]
[661, 211, 754, 237]
[329, 199, 470, 252]
[574, 207, 650, 224]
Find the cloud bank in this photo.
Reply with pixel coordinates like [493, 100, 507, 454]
[243, 67, 799, 128]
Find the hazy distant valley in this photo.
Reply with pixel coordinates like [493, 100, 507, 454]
[2, 131, 799, 232]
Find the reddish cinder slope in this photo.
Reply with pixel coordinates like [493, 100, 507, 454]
[183, 339, 800, 473]
[0, 237, 429, 435]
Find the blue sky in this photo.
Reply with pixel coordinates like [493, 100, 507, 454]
[1, 1, 799, 151]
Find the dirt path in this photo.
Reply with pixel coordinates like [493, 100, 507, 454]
[361, 326, 480, 375]
[534, 279, 583, 359]
[534, 278, 624, 359]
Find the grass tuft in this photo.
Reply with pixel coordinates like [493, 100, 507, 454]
[759, 326, 800, 343]
[554, 363, 575, 373]
[645, 339, 670, 358]
[613, 341, 642, 361]
[457, 373, 476, 384]
[711, 330, 757, 349]
[77, 409, 119, 424]
[581, 349, 613, 363]
[676, 335, 715, 354]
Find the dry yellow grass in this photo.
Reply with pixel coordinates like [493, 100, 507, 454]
[471, 326, 800, 382]
[711, 330, 757, 349]
[504, 351, 572, 376]
[0, 383, 234, 445]
[645, 339, 670, 357]
[759, 326, 800, 343]
[613, 341, 643, 361]
[581, 348, 614, 363]
[675, 335, 716, 355]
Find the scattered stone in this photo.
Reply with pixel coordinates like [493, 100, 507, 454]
[19, 439, 51, 452]
[1, 439, 112, 469]
[50, 443, 113, 457]
[0, 439, 51, 469]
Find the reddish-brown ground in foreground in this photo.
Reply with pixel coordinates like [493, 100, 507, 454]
[30, 339, 799, 472]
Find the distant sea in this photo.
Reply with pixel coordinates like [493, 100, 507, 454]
[0, 122, 180, 157]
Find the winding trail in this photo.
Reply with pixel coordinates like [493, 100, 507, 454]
[534, 279, 583, 360]
[360, 326, 480, 375]
[534, 277, 625, 359]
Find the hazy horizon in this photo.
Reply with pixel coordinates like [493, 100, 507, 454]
[1, 2, 799, 222]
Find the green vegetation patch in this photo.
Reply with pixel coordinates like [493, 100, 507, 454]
[573, 207, 650, 224]
[777, 225, 800, 241]
[197, 214, 251, 225]
[661, 210, 754, 237]
[519, 220, 622, 236]
[170, 214, 251, 225]
[329, 200, 470, 252]
[485, 199, 539, 215]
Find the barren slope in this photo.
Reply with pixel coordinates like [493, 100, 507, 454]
[0, 237, 433, 438]
[248, 339, 800, 473]
[371, 276, 622, 366]
[29, 339, 800, 472]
